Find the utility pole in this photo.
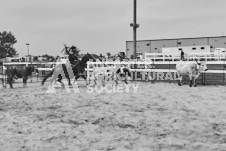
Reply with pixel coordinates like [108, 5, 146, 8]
[26, 43, 30, 56]
[130, 0, 139, 59]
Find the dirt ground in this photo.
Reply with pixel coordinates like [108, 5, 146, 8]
[0, 80, 226, 151]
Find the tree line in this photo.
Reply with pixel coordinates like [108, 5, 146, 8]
[0, 31, 82, 61]
[0, 31, 121, 62]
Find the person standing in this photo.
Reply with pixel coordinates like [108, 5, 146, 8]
[181, 49, 185, 61]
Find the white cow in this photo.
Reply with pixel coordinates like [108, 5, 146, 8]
[115, 66, 132, 84]
[88, 66, 132, 86]
[176, 60, 208, 87]
[89, 66, 117, 86]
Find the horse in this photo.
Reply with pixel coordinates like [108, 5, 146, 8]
[5, 65, 38, 88]
[41, 53, 96, 86]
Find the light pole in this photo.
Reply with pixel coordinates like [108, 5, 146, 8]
[26, 43, 30, 56]
[130, 0, 139, 59]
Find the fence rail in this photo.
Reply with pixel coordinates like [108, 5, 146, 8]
[86, 62, 225, 73]
[86, 61, 226, 85]
[144, 52, 226, 62]
[1, 59, 226, 87]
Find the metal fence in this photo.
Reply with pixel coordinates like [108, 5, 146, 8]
[86, 61, 226, 85]
[1, 59, 226, 87]
[1, 62, 54, 88]
[144, 52, 226, 62]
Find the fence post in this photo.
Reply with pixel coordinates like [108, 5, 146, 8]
[223, 58, 226, 82]
[204, 72, 206, 85]
[4, 69, 6, 88]
[1, 64, 3, 88]
[3, 63, 6, 88]
[87, 61, 90, 81]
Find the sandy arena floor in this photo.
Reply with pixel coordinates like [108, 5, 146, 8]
[0, 80, 226, 151]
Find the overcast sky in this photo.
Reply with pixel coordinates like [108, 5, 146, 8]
[1, 0, 226, 57]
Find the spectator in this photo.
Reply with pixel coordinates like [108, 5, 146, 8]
[181, 49, 185, 61]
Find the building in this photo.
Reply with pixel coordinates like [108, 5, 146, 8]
[126, 36, 226, 59]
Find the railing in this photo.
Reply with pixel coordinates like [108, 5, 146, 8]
[85, 61, 225, 84]
[187, 52, 226, 61]
[144, 53, 180, 62]
[2, 61, 69, 71]
[3, 61, 67, 65]
[1, 62, 58, 81]
[1, 60, 225, 87]
[144, 52, 226, 62]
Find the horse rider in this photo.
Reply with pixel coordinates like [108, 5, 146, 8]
[68, 49, 79, 67]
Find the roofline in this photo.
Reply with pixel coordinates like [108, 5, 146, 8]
[126, 36, 226, 43]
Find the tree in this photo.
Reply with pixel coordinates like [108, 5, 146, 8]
[42, 54, 54, 62]
[0, 31, 17, 59]
[106, 52, 111, 58]
[48, 56, 55, 62]
[33, 56, 38, 61]
[61, 44, 81, 56]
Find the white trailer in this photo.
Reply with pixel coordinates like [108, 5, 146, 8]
[162, 45, 211, 56]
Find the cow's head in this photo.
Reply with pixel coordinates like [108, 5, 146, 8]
[196, 61, 208, 72]
[119, 67, 124, 74]
[32, 66, 39, 75]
